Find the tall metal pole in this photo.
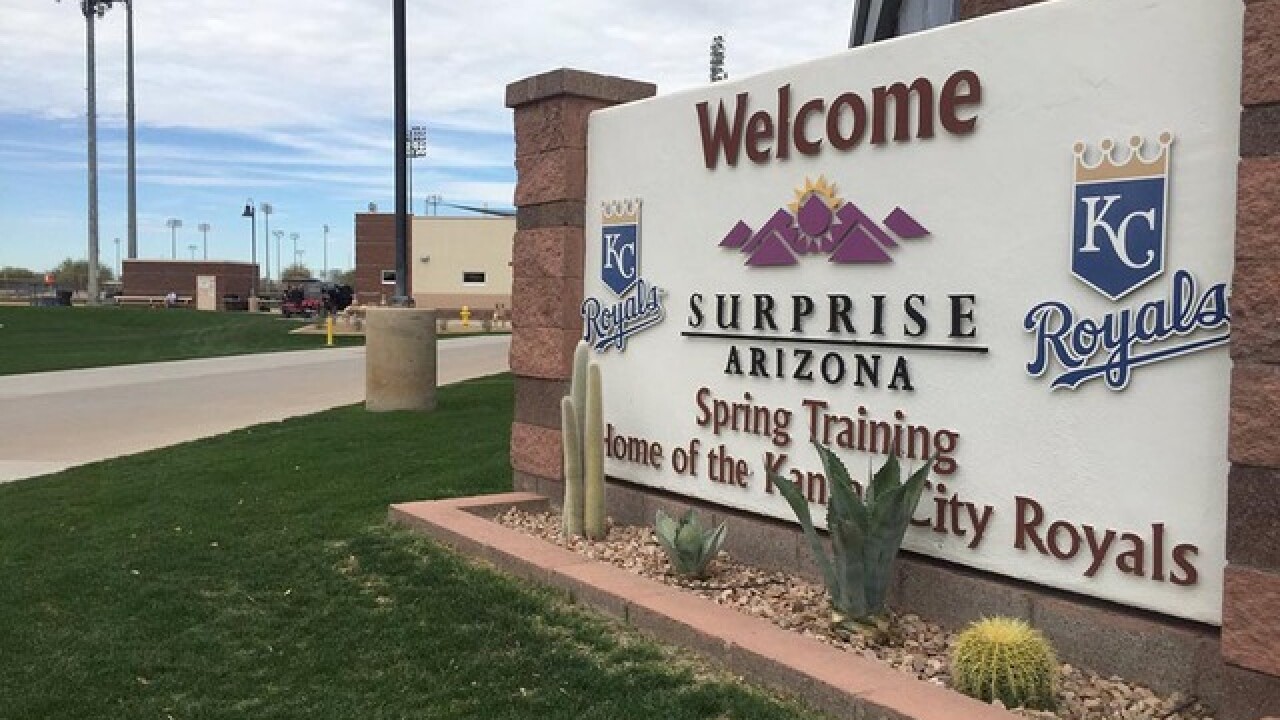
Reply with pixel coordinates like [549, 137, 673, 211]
[259, 202, 272, 283]
[323, 224, 330, 279]
[83, 1, 102, 304]
[408, 125, 426, 214]
[166, 217, 181, 258]
[291, 232, 299, 271]
[125, 0, 137, 259]
[242, 200, 256, 297]
[198, 222, 210, 259]
[392, 0, 409, 302]
[274, 230, 284, 282]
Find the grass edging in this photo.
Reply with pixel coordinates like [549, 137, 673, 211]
[390, 492, 1021, 720]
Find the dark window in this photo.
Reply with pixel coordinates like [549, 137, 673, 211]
[380, 270, 396, 285]
[462, 272, 486, 284]
[850, 0, 956, 47]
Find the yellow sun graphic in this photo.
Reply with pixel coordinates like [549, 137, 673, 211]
[787, 176, 843, 215]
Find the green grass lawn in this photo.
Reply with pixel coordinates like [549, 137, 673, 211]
[0, 306, 363, 376]
[0, 374, 819, 720]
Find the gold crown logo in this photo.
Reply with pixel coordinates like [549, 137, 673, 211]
[1074, 132, 1173, 184]
[602, 199, 641, 225]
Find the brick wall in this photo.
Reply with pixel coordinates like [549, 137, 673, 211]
[505, 69, 656, 499]
[1222, 0, 1280, 714]
[354, 213, 411, 304]
[121, 260, 257, 298]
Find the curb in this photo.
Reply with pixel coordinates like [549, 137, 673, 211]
[389, 492, 1020, 720]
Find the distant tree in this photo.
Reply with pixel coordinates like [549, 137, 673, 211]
[327, 268, 356, 286]
[0, 266, 37, 281]
[280, 263, 315, 282]
[50, 258, 114, 290]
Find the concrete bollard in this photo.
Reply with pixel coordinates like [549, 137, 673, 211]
[365, 307, 438, 412]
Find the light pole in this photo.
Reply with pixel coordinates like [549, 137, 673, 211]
[63, 0, 117, 304]
[322, 224, 330, 279]
[408, 125, 426, 214]
[123, 0, 137, 261]
[290, 232, 300, 274]
[259, 202, 273, 282]
[114, 236, 121, 278]
[392, 0, 409, 302]
[166, 218, 182, 259]
[273, 230, 284, 283]
[188, 243, 197, 261]
[710, 35, 727, 82]
[198, 222, 211, 260]
[241, 200, 257, 296]
[426, 193, 441, 216]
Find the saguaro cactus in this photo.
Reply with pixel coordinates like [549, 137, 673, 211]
[561, 342, 606, 540]
[582, 363, 605, 539]
[560, 396, 583, 537]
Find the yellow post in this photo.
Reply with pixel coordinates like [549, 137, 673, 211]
[326, 315, 335, 346]
[460, 305, 471, 328]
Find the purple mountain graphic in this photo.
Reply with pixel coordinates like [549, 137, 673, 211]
[829, 202, 896, 263]
[884, 207, 929, 239]
[745, 210, 801, 266]
[718, 194, 930, 267]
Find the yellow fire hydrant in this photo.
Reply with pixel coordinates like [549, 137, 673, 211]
[460, 305, 471, 328]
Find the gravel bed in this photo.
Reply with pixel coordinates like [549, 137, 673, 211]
[495, 509, 1215, 720]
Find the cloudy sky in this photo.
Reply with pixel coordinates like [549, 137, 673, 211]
[0, 1, 854, 276]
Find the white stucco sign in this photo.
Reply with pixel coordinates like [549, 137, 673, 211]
[582, 0, 1241, 624]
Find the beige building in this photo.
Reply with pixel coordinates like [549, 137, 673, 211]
[411, 216, 514, 314]
[354, 213, 514, 315]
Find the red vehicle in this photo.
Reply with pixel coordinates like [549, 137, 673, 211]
[280, 283, 323, 318]
[280, 280, 353, 318]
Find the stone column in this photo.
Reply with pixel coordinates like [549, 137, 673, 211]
[365, 307, 438, 412]
[1222, 1, 1280, 717]
[504, 69, 655, 501]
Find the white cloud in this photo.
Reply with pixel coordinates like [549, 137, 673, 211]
[2, 1, 852, 138]
[0, 1, 855, 268]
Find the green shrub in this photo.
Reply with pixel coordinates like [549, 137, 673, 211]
[769, 446, 928, 630]
[950, 617, 1058, 710]
[654, 508, 727, 578]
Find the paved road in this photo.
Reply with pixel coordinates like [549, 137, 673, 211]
[0, 335, 510, 484]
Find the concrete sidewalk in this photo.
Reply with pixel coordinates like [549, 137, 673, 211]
[0, 335, 510, 483]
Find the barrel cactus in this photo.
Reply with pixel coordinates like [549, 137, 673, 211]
[950, 617, 1058, 711]
[561, 341, 606, 540]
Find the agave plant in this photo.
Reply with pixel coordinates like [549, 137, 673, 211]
[654, 508, 727, 579]
[770, 445, 929, 629]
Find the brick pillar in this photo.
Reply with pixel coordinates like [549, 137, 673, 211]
[1222, 1, 1280, 717]
[504, 69, 656, 500]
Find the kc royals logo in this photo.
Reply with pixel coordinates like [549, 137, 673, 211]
[1024, 133, 1231, 391]
[601, 201, 640, 296]
[1070, 134, 1171, 300]
[581, 199, 666, 352]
